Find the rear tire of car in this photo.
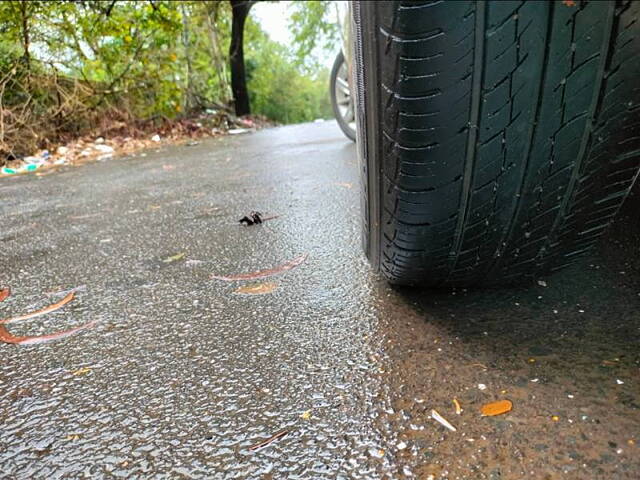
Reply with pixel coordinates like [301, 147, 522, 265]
[353, 0, 640, 286]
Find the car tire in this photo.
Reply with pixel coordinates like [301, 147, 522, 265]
[331, 50, 357, 141]
[353, 0, 640, 286]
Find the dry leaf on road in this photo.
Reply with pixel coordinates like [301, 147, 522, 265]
[0, 288, 10, 303]
[300, 410, 311, 420]
[1, 292, 75, 324]
[211, 254, 307, 281]
[0, 288, 96, 345]
[234, 283, 277, 295]
[248, 430, 289, 451]
[71, 367, 92, 376]
[453, 398, 462, 415]
[162, 252, 185, 263]
[480, 399, 513, 417]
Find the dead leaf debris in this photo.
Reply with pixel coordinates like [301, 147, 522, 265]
[480, 399, 513, 417]
[211, 254, 307, 281]
[248, 430, 289, 451]
[0, 288, 96, 345]
[234, 283, 278, 295]
[162, 252, 186, 264]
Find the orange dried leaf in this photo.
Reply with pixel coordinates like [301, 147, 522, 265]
[211, 254, 307, 281]
[0, 320, 97, 345]
[1, 292, 75, 324]
[480, 399, 513, 417]
[0, 287, 10, 303]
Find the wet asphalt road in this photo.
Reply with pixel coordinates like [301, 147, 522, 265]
[0, 122, 639, 480]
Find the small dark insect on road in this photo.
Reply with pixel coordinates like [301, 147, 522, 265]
[239, 211, 263, 225]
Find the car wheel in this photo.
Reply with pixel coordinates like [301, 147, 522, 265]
[331, 50, 357, 141]
[353, 0, 640, 286]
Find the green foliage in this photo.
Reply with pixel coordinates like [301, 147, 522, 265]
[288, 0, 340, 71]
[0, 0, 336, 157]
[245, 18, 332, 123]
[51, 1, 185, 117]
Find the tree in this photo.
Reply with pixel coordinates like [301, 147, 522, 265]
[180, 3, 196, 112]
[229, 0, 253, 116]
[288, 1, 339, 71]
[203, 1, 230, 102]
[0, 0, 336, 160]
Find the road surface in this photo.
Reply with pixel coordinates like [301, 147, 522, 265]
[1, 122, 639, 479]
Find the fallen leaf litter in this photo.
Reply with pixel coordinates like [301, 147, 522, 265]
[248, 430, 289, 451]
[480, 399, 513, 417]
[211, 254, 307, 281]
[234, 283, 278, 295]
[162, 252, 186, 263]
[2, 292, 75, 323]
[0, 288, 96, 345]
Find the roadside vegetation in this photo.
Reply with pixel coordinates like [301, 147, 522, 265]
[0, 0, 338, 163]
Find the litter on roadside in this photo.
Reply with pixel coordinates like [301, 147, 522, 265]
[94, 144, 114, 154]
[228, 128, 251, 135]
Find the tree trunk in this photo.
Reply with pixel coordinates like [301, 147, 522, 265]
[19, 1, 31, 68]
[205, 2, 230, 102]
[229, 0, 252, 116]
[180, 3, 196, 112]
